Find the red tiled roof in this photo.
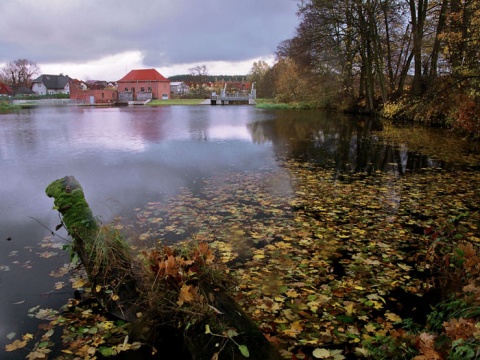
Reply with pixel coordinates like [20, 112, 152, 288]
[118, 69, 168, 82]
[0, 83, 13, 95]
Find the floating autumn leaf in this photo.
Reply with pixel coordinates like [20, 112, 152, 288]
[364, 323, 376, 333]
[283, 321, 303, 338]
[71, 277, 88, 289]
[34, 308, 58, 320]
[49, 263, 70, 277]
[41, 329, 54, 340]
[26, 348, 51, 360]
[285, 289, 300, 298]
[344, 301, 355, 316]
[5, 339, 28, 352]
[312, 348, 330, 358]
[37, 251, 58, 259]
[385, 312, 402, 323]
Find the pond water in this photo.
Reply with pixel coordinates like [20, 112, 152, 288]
[0, 105, 477, 359]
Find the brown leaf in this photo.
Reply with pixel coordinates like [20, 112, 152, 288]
[177, 284, 198, 306]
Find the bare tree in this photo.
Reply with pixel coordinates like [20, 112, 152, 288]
[188, 65, 209, 97]
[0, 59, 40, 89]
[188, 65, 209, 85]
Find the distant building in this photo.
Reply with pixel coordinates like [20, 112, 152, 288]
[14, 86, 35, 95]
[0, 83, 14, 96]
[170, 81, 189, 95]
[118, 69, 170, 101]
[31, 74, 71, 95]
[69, 79, 118, 105]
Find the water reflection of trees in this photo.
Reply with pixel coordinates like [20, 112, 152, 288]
[248, 111, 442, 176]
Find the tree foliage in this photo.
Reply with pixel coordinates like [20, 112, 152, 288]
[247, 60, 272, 98]
[271, 0, 480, 135]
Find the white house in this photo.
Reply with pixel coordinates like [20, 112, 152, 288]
[170, 81, 189, 95]
[31, 74, 71, 95]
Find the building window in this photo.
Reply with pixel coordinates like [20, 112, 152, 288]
[125, 87, 128, 92]
[141, 87, 145, 92]
[101, 93, 104, 99]
[148, 87, 151, 92]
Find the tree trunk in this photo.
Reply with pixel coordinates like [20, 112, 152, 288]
[409, 0, 428, 97]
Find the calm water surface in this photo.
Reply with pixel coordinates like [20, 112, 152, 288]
[0, 105, 462, 358]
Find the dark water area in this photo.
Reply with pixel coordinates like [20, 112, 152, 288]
[0, 105, 474, 359]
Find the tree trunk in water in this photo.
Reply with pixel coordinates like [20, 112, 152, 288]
[46, 176, 280, 360]
[45, 176, 141, 321]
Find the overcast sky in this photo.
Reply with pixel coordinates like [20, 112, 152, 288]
[0, 1, 299, 80]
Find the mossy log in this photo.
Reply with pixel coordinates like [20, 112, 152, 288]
[46, 176, 141, 321]
[46, 176, 281, 360]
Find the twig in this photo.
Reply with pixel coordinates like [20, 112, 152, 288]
[28, 216, 70, 242]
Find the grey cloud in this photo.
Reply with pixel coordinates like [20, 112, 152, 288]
[0, 0, 298, 66]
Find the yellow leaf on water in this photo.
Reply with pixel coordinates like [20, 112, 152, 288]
[373, 301, 383, 309]
[344, 302, 355, 316]
[71, 278, 87, 289]
[285, 289, 299, 298]
[5, 339, 28, 351]
[385, 312, 402, 323]
[283, 321, 303, 338]
[364, 323, 376, 333]
[275, 241, 292, 249]
[253, 253, 265, 260]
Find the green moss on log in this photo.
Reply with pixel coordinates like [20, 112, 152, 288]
[45, 176, 98, 241]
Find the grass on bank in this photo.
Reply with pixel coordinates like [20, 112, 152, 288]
[255, 98, 317, 110]
[147, 99, 205, 106]
[0, 100, 22, 113]
[147, 98, 316, 109]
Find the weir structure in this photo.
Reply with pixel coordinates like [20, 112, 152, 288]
[211, 83, 256, 105]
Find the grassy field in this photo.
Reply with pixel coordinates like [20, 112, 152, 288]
[147, 99, 205, 106]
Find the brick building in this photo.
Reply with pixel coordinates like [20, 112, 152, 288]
[117, 69, 170, 101]
[69, 79, 118, 105]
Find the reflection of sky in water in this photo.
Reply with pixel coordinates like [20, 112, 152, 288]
[52, 106, 260, 154]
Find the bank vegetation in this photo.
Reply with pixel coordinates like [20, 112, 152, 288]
[248, 0, 480, 139]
